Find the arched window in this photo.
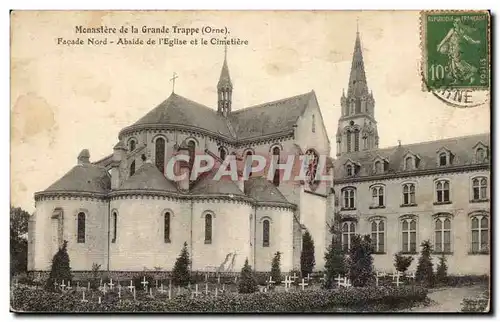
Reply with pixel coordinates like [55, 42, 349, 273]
[436, 179, 450, 203]
[341, 221, 356, 251]
[245, 151, 253, 177]
[471, 214, 489, 253]
[312, 114, 316, 133]
[130, 160, 136, 177]
[439, 152, 448, 166]
[355, 98, 361, 113]
[204, 213, 212, 244]
[354, 130, 360, 152]
[77, 212, 86, 243]
[111, 212, 117, 243]
[218, 146, 227, 161]
[155, 137, 166, 174]
[263, 219, 270, 247]
[342, 187, 356, 209]
[401, 217, 417, 253]
[402, 183, 416, 205]
[374, 161, 382, 174]
[472, 177, 488, 201]
[272, 147, 280, 186]
[164, 211, 171, 243]
[371, 186, 384, 207]
[370, 219, 385, 253]
[434, 216, 451, 253]
[129, 139, 136, 152]
[346, 130, 352, 153]
[187, 140, 196, 170]
[305, 149, 319, 187]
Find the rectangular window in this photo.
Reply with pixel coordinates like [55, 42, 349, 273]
[77, 213, 85, 243]
[402, 218, 417, 253]
[164, 212, 171, 243]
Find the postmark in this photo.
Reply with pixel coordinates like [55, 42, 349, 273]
[420, 10, 490, 92]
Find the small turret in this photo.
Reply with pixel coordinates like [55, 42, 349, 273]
[217, 44, 233, 117]
[77, 149, 90, 165]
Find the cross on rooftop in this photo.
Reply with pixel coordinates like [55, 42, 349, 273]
[170, 72, 178, 93]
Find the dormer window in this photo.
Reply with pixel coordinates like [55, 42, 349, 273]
[403, 151, 420, 171]
[476, 148, 485, 162]
[128, 138, 137, 152]
[374, 161, 383, 174]
[405, 156, 413, 170]
[346, 164, 353, 176]
[439, 152, 447, 166]
[473, 142, 489, 163]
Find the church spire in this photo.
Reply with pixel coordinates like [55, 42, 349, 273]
[347, 29, 369, 98]
[217, 42, 233, 116]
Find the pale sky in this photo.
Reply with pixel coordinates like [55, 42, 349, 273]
[11, 11, 490, 212]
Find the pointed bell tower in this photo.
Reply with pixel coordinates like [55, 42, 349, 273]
[336, 25, 379, 156]
[217, 44, 233, 117]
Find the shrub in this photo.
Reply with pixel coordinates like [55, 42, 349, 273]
[270, 251, 282, 285]
[11, 284, 429, 312]
[435, 253, 448, 284]
[323, 213, 346, 289]
[415, 240, 434, 287]
[45, 240, 72, 292]
[347, 234, 374, 287]
[461, 290, 489, 312]
[300, 230, 315, 278]
[394, 252, 414, 274]
[171, 242, 191, 286]
[132, 273, 157, 291]
[238, 258, 258, 294]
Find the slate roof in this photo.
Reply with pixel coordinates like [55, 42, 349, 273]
[119, 161, 178, 192]
[43, 163, 111, 193]
[229, 91, 314, 140]
[131, 93, 233, 137]
[334, 133, 490, 180]
[244, 177, 290, 204]
[190, 168, 245, 196]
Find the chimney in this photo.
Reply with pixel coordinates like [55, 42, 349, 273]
[77, 149, 90, 165]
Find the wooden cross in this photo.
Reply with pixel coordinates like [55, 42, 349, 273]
[100, 279, 103, 287]
[408, 271, 416, 279]
[98, 296, 102, 305]
[60, 280, 66, 292]
[108, 278, 114, 290]
[393, 274, 403, 287]
[168, 284, 172, 300]
[234, 276, 238, 283]
[217, 275, 221, 285]
[291, 272, 298, 281]
[87, 281, 91, 291]
[345, 278, 352, 288]
[221, 283, 225, 293]
[158, 283, 166, 294]
[267, 276, 275, 286]
[76, 281, 80, 290]
[133, 287, 137, 300]
[205, 273, 208, 282]
[335, 275, 344, 287]
[81, 290, 88, 303]
[170, 72, 178, 93]
[100, 284, 108, 295]
[214, 286, 218, 297]
[67, 280, 71, 289]
[53, 280, 59, 291]
[306, 273, 311, 282]
[205, 283, 209, 295]
[127, 280, 135, 292]
[262, 286, 268, 293]
[141, 276, 149, 291]
[299, 278, 308, 290]
[118, 284, 122, 298]
[192, 284, 201, 298]
[284, 276, 292, 290]
[392, 271, 401, 281]
[155, 279, 159, 289]
[320, 273, 326, 283]
[148, 287, 154, 298]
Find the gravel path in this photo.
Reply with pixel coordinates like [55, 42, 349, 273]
[400, 285, 488, 312]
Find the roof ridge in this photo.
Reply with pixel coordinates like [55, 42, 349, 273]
[378, 132, 490, 152]
[231, 91, 313, 114]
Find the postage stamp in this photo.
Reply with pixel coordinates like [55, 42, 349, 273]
[420, 10, 490, 92]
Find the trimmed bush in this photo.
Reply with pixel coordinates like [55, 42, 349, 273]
[323, 213, 346, 289]
[270, 251, 282, 285]
[45, 240, 72, 292]
[394, 252, 414, 274]
[461, 290, 489, 312]
[171, 242, 191, 286]
[415, 240, 434, 287]
[300, 231, 315, 278]
[435, 253, 448, 284]
[347, 235, 374, 287]
[238, 258, 258, 294]
[11, 284, 429, 312]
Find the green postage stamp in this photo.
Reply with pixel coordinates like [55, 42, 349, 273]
[421, 10, 490, 91]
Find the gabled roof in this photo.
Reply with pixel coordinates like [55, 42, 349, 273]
[44, 163, 111, 193]
[244, 177, 290, 203]
[229, 91, 314, 140]
[131, 93, 233, 137]
[119, 162, 178, 192]
[334, 133, 490, 179]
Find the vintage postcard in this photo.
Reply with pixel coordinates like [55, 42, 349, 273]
[10, 10, 490, 313]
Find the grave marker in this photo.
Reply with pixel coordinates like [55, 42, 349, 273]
[299, 278, 308, 290]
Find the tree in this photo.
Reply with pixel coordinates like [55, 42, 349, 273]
[347, 234, 374, 287]
[323, 212, 346, 288]
[238, 258, 258, 293]
[300, 230, 315, 278]
[415, 240, 434, 287]
[171, 242, 191, 286]
[394, 252, 414, 275]
[435, 253, 448, 284]
[270, 251, 282, 285]
[45, 240, 72, 291]
[10, 206, 30, 276]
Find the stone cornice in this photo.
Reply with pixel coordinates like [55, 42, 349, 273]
[334, 163, 490, 185]
[118, 123, 294, 146]
[34, 191, 108, 202]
